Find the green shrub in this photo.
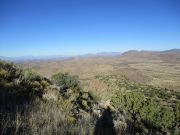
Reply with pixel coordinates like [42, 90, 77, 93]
[108, 75, 180, 134]
[51, 73, 80, 95]
[88, 90, 101, 102]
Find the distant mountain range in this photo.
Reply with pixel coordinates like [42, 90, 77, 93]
[0, 52, 122, 62]
[0, 55, 71, 62]
[122, 49, 180, 55]
[121, 49, 180, 63]
[0, 49, 179, 62]
[161, 49, 180, 53]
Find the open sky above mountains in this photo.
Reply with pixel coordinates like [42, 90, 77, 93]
[0, 0, 180, 57]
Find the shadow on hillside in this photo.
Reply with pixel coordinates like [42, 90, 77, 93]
[94, 107, 116, 135]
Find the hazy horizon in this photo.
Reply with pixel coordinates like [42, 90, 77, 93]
[1, 0, 180, 57]
[1, 48, 180, 58]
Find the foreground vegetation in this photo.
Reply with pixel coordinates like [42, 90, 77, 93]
[97, 75, 180, 134]
[0, 61, 98, 135]
[0, 61, 180, 135]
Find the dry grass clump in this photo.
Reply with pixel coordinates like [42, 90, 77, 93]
[0, 99, 97, 135]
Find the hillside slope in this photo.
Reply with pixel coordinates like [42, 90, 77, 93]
[0, 61, 180, 135]
[19, 49, 180, 91]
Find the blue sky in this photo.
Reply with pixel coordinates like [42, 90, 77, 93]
[0, 0, 180, 57]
